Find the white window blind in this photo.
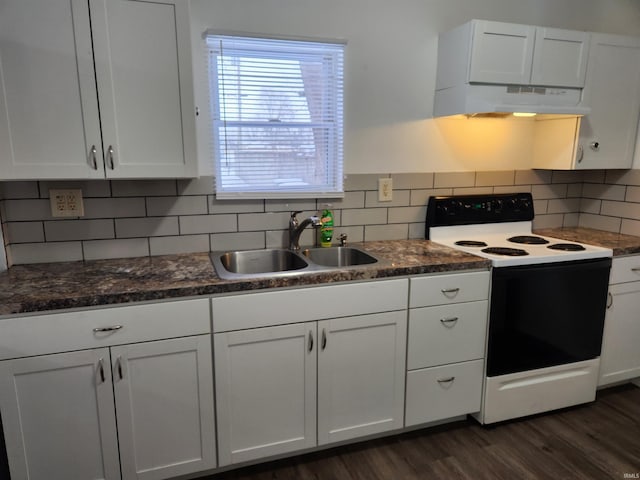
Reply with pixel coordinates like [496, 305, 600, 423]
[206, 34, 344, 199]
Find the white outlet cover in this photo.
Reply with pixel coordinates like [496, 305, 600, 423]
[378, 178, 393, 202]
[50, 189, 84, 217]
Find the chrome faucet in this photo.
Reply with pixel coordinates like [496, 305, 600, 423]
[289, 211, 322, 251]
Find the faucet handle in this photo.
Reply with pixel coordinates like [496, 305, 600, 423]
[339, 233, 348, 246]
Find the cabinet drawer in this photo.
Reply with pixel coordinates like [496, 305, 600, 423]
[0, 298, 210, 360]
[405, 359, 483, 427]
[610, 255, 640, 284]
[212, 279, 408, 332]
[409, 271, 489, 308]
[407, 301, 488, 369]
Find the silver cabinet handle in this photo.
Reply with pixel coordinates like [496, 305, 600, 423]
[98, 358, 106, 383]
[107, 145, 115, 169]
[576, 144, 584, 163]
[440, 317, 459, 327]
[631, 267, 640, 272]
[437, 377, 455, 384]
[441, 288, 460, 294]
[116, 356, 124, 380]
[607, 292, 613, 309]
[321, 328, 327, 350]
[93, 325, 123, 333]
[308, 331, 314, 352]
[89, 145, 98, 170]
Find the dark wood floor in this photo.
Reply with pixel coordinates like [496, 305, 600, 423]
[202, 384, 640, 480]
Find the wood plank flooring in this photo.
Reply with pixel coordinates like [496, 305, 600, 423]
[202, 384, 640, 480]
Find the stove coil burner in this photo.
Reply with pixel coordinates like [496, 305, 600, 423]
[507, 235, 550, 245]
[481, 247, 529, 256]
[454, 240, 488, 247]
[547, 243, 586, 251]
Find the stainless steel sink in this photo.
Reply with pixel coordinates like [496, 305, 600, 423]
[301, 247, 379, 267]
[211, 246, 381, 280]
[211, 249, 309, 279]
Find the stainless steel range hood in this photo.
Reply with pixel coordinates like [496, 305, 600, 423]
[433, 20, 591, 118]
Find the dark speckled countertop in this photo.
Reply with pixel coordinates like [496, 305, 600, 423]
[535, 227, 640, 256]
[0, 240, 490, 316]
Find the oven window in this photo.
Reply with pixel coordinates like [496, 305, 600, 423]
[487, 258, 611, 377]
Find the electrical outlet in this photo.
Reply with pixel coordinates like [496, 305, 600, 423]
[50, 189, 84, 217]
[378, 178, 393, 202]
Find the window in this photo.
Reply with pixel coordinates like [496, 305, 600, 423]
[206, 34, 344, 199]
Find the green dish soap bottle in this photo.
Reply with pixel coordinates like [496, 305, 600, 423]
[319, 206, 334, 247]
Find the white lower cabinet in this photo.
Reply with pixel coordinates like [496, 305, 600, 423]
[405, 271, 490, 427]
[599, 255, 640, 387]
[0, 299, 216, 480]
[212, 279, 408, 467]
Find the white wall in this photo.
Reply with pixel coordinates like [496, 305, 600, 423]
[191, 0, 640, 174]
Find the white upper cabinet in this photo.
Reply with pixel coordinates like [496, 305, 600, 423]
[532, 33, 640, 170]
[0, 0, 198, 180]
[439, 20, 589, 90]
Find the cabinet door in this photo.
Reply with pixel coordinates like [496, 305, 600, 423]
[531, 28, 589, 88]
[577, 34, 640, 170]
[317, 311, 406, 445]
[598, 282, 640, 387]
[0, 348, 120, 480]
[469, 20, 535, 85]
[112, 336, 216, 480]
[90, 0, 197, 178]
[215, 323, 317, 466]
[0, 0, 103, 179]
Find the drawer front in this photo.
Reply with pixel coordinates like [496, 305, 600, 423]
[405, 359, 483, 427]
[610, 255, 640, 284]
[0, 298, 210, 360]
[212, 279, 408, 333]
[409, 271, 490, 308]
[407, 301, 488, 369]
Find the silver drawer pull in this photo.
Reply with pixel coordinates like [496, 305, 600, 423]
[441, 288, 460, 294]
[437, 377, 455, 384]
[93, 325, 123, 333]
[440, 317, 459, 327]
[631, 267, 640, 272]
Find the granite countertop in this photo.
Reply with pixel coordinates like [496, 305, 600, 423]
[0, 240, 490, 316]
[535, 227, 640, 256]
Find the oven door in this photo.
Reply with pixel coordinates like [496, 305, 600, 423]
[487, 258, 612, 377]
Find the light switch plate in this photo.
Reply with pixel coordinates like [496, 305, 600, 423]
[378, 178, 393, 202]
[50, 189, 84, 217]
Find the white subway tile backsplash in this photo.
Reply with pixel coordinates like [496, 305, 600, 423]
[578, 213, 622, 233]
[210, 232, 265, 251]
[39, 181, 111, 198]
[388, 206, 426, 224]
[45, 219, 115, 242]
[365, 223, 408, 241]
[179, 214, 237, 235]
[115, 217, 179, 238]
[9, 242, 83, 264]
[149, 235, 209, 256]
[1, 181, 39, 199]
[83, 238, 149, 261]
[5, 222, 44, 244]
[4, 199, 54, 221]
[208, 196, 264, 214]
[3, 170, 640, 265]
[238, 212, 291, 231]
[84, 198, 146, 219]
[112, 180, 177, 197]
[365, 190, 410, 208]
[391, 173, 434, 190]
[342, 208, 387, 226]
[178, 177, 215, 195]
[146, 196, 208, 216]
[475, 170, 515, 187]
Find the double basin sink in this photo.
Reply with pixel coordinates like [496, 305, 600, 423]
[211, 247, 381, 280]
